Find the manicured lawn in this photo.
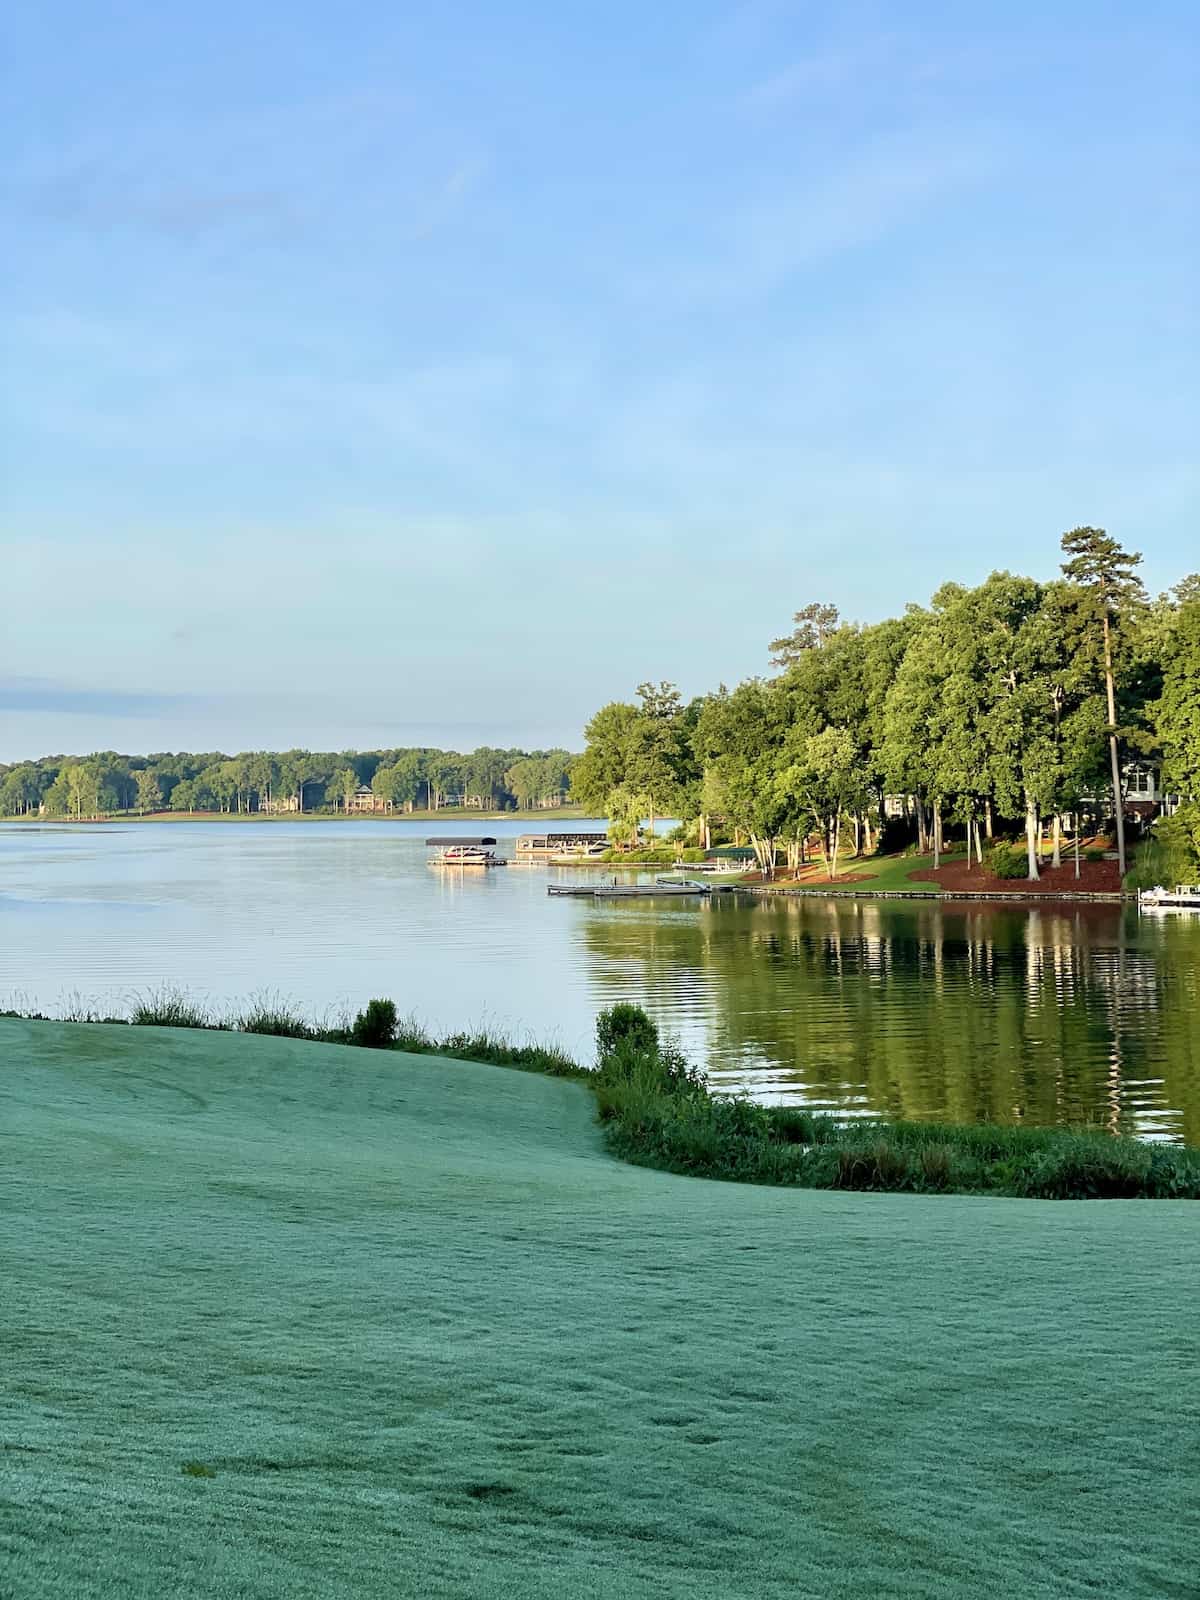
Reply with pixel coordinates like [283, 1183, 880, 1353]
[780, 851, 949, 893]
[1, 1019, 1196, 1599]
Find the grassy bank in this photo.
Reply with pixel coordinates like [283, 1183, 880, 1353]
[2, 1015, 1198, 1599]
[9, 992, 1197, 1198]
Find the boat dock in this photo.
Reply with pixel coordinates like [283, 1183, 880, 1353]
[426, 836, 506, 867]
[548, 879, 731, 899]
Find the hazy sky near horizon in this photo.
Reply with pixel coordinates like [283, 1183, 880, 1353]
[3, 1, 1197, 761]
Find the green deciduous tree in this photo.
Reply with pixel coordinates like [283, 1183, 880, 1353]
[1157, 593, 1200, 798]
[135, 770, 163, 813]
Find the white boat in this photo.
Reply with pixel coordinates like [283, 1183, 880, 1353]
[1138, 884, 1200, 911]
[426, 836, 506, 868]
[679, 859, 750, 876]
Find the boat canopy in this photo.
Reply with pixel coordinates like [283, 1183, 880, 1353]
[425, 836, 498, 846]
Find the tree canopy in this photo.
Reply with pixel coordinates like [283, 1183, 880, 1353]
[570, 535, 1197, 878]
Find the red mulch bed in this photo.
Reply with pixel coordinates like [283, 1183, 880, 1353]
[910, 857, 1124, 894]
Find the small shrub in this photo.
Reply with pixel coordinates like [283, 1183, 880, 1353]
[350, 998, 398, 1049]
[1084, 848, 1106, 864]
[770, 1108, 819, 1145]
[987, 844, 1028, 880]
[596, 1003, 658, 1061]
[656, 1041, 706, 1094]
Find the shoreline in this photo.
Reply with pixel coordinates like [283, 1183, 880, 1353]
[745, 884, 1134, 903]
[4, 807, 593, 826]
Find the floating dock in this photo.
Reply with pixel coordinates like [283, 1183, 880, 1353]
[548, 879, 731, 899]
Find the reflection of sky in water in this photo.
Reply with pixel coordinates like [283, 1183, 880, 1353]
[1, 820, 1197, 1143]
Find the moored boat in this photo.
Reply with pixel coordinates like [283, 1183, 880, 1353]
[1138, 884, 1200, 911]
[426, 836, 506, 868]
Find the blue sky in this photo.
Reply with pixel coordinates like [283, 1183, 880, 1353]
[3, 0, 1196, 759]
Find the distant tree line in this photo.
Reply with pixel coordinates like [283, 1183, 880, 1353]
[0, 746, 578, 820]
[570, 528, 1200, 880]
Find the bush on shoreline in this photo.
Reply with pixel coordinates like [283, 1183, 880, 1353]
[9, 993, 1198, 1199]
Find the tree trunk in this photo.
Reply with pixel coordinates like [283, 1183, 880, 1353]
[932, 803, 941, 870]
[973, 818, 983, 864]
[1102, 611, 1127, 877]
[1051, 813, 1062, 870]
[1024, 793, 1041, 880]
[1074, 812, 1081, 880]
[985, 797, 994, 840]
[830, 813, 842, 881]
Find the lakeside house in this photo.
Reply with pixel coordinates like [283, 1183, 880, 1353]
[348, 784, 391, 814]
[1123, 763, 1183, 820]
[882, 760, 1183, 828]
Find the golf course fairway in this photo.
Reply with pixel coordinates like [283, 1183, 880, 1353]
[1, 1018, 1196, 1600]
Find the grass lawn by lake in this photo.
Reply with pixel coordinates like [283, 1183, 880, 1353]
[2, 1020, 1196, 1599]
[765, 852, 948, 893]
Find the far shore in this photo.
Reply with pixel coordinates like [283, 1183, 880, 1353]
[3, 818, 1144, 902]
[11, 806, 593, 826]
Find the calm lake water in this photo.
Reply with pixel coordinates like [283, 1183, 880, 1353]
[2, 819, 1198, 1142]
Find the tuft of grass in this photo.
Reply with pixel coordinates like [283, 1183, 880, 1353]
[394, 1012, 435, 1053]
[58, 991, 126, 1025]
[235, 992, 314, 1040]
[181, 1461, 216, 1478]
[129, 986, 220, 1030]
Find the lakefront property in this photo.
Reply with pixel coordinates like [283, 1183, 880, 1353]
[7, 0, 1200, 1589]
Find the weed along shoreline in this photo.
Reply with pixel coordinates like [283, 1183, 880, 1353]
[3, 1009, 1198, 1600]
[6, 996, 1198, 1198]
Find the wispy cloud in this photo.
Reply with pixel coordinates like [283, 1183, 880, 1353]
[404, 155, 491, 241]
[628, 132, 1000, 305]
[0, 678, 201, 718]
[22, 161, 300, 238]
[744, 37, 901, 110]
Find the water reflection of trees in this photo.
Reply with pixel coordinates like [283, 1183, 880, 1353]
[577, 898, 1200, 1142]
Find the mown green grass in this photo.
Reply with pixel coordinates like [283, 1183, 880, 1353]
[773, 851, 947, 893]
[2, 1017, 1197, 1599]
